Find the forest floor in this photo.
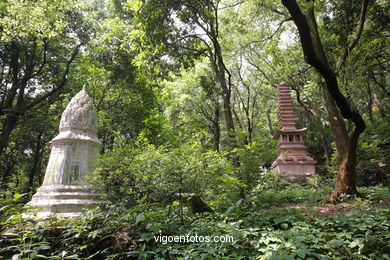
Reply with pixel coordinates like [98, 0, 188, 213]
[1, 183, 389, 259]
[279, 200, 390, 217]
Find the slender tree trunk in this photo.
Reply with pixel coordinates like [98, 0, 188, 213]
[266, 109, 273, 136]
[364, 83, 374, 124]
[213, 105, 220, 152]
[312, 108, 331, 164]
[209, 29, 239, 167]
[220, 79, 240, 167]
[27, 131, 43, 192]
[1, 159, 17, 189]
[0, 83, 27, 156]
[185, 0, 239, 165]
[0, 42, 20, 157]
[220, 82, 235, 141]
[292, 85, 332, 163]
[323, 89, 349, 159]
[232, 108, 247, 143]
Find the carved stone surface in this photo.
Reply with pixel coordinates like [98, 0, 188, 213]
[271, 82, 316, 179]
[59, 89, 98, 132]
[28, 88, 109, 218]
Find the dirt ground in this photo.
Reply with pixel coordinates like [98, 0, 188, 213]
[278, 200, 390, 217]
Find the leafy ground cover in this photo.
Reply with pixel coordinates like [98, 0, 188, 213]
[1, 184, 389, 259]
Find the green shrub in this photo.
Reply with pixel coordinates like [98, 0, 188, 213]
[234, 137, 278, 194]
[96, 136, 237, 208]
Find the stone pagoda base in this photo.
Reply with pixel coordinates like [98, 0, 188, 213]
[27, 185, 110, 218]
[272, 156, 316, 181]
[28, 185, 109, 218]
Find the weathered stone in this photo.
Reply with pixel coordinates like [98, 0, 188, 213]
[271, 82, 316, 179]
[28, 88, 110, 218]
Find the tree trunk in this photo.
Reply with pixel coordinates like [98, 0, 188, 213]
[208, 27, 239, 167]
[213, 105, 220, 152]
[321, 75, 363, 200]
[323, 89, 349, 159]
[27, 131, 43, 193]
[266, 108, 273, 136]
[0, 83, 27, 156]
[332, 126, 361, 197]
[282, 0, 366, 199]
[0, 42, 20, 157]
[311, 107, 331, 164]
[1, 154, 17, 190]
[0, 115, 19, 156]
[292, 85, 331, 163]
[0, 42, 80, 158]
[364, 83, 374, 124]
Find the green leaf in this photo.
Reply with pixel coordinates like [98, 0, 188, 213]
[297, 249, 306, 259]
[281, 223, 289, 230]
[236, 199, 243, 207]
[136, 213, 144, 224]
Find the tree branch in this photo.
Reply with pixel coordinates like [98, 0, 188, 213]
[336, 0, 369, 71]
[219, 1, 247, 10]
[281, 0, 365, 134]
[370, 71, 390, 97]
[20, 43, 82, 112]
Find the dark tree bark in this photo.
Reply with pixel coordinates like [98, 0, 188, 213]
[364, 82, 375, 124]
[266, 109, 274, 136]
[27, 131, 44, 193]
[1, 160, 17, 189]
[213, 104, 221, 152]
[281, 0, 367, 199]
[191, 98, 221, 152]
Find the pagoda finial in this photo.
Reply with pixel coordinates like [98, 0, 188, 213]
[59, 88, 98, 132]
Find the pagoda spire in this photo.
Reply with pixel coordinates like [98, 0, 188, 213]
[278, 81, 297, 130]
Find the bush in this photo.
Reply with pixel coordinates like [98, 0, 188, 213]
[96, 136, 237, 208]
[234, 137, 278, 194]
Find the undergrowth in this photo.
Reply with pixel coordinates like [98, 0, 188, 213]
[1, 185, 389, 259]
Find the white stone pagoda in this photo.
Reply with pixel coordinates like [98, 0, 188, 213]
[28, 88, 109, 218]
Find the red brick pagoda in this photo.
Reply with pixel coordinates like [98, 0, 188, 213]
[271, 82, 316, 180]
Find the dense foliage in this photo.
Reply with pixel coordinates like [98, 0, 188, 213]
[1, 183, 389, 259]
